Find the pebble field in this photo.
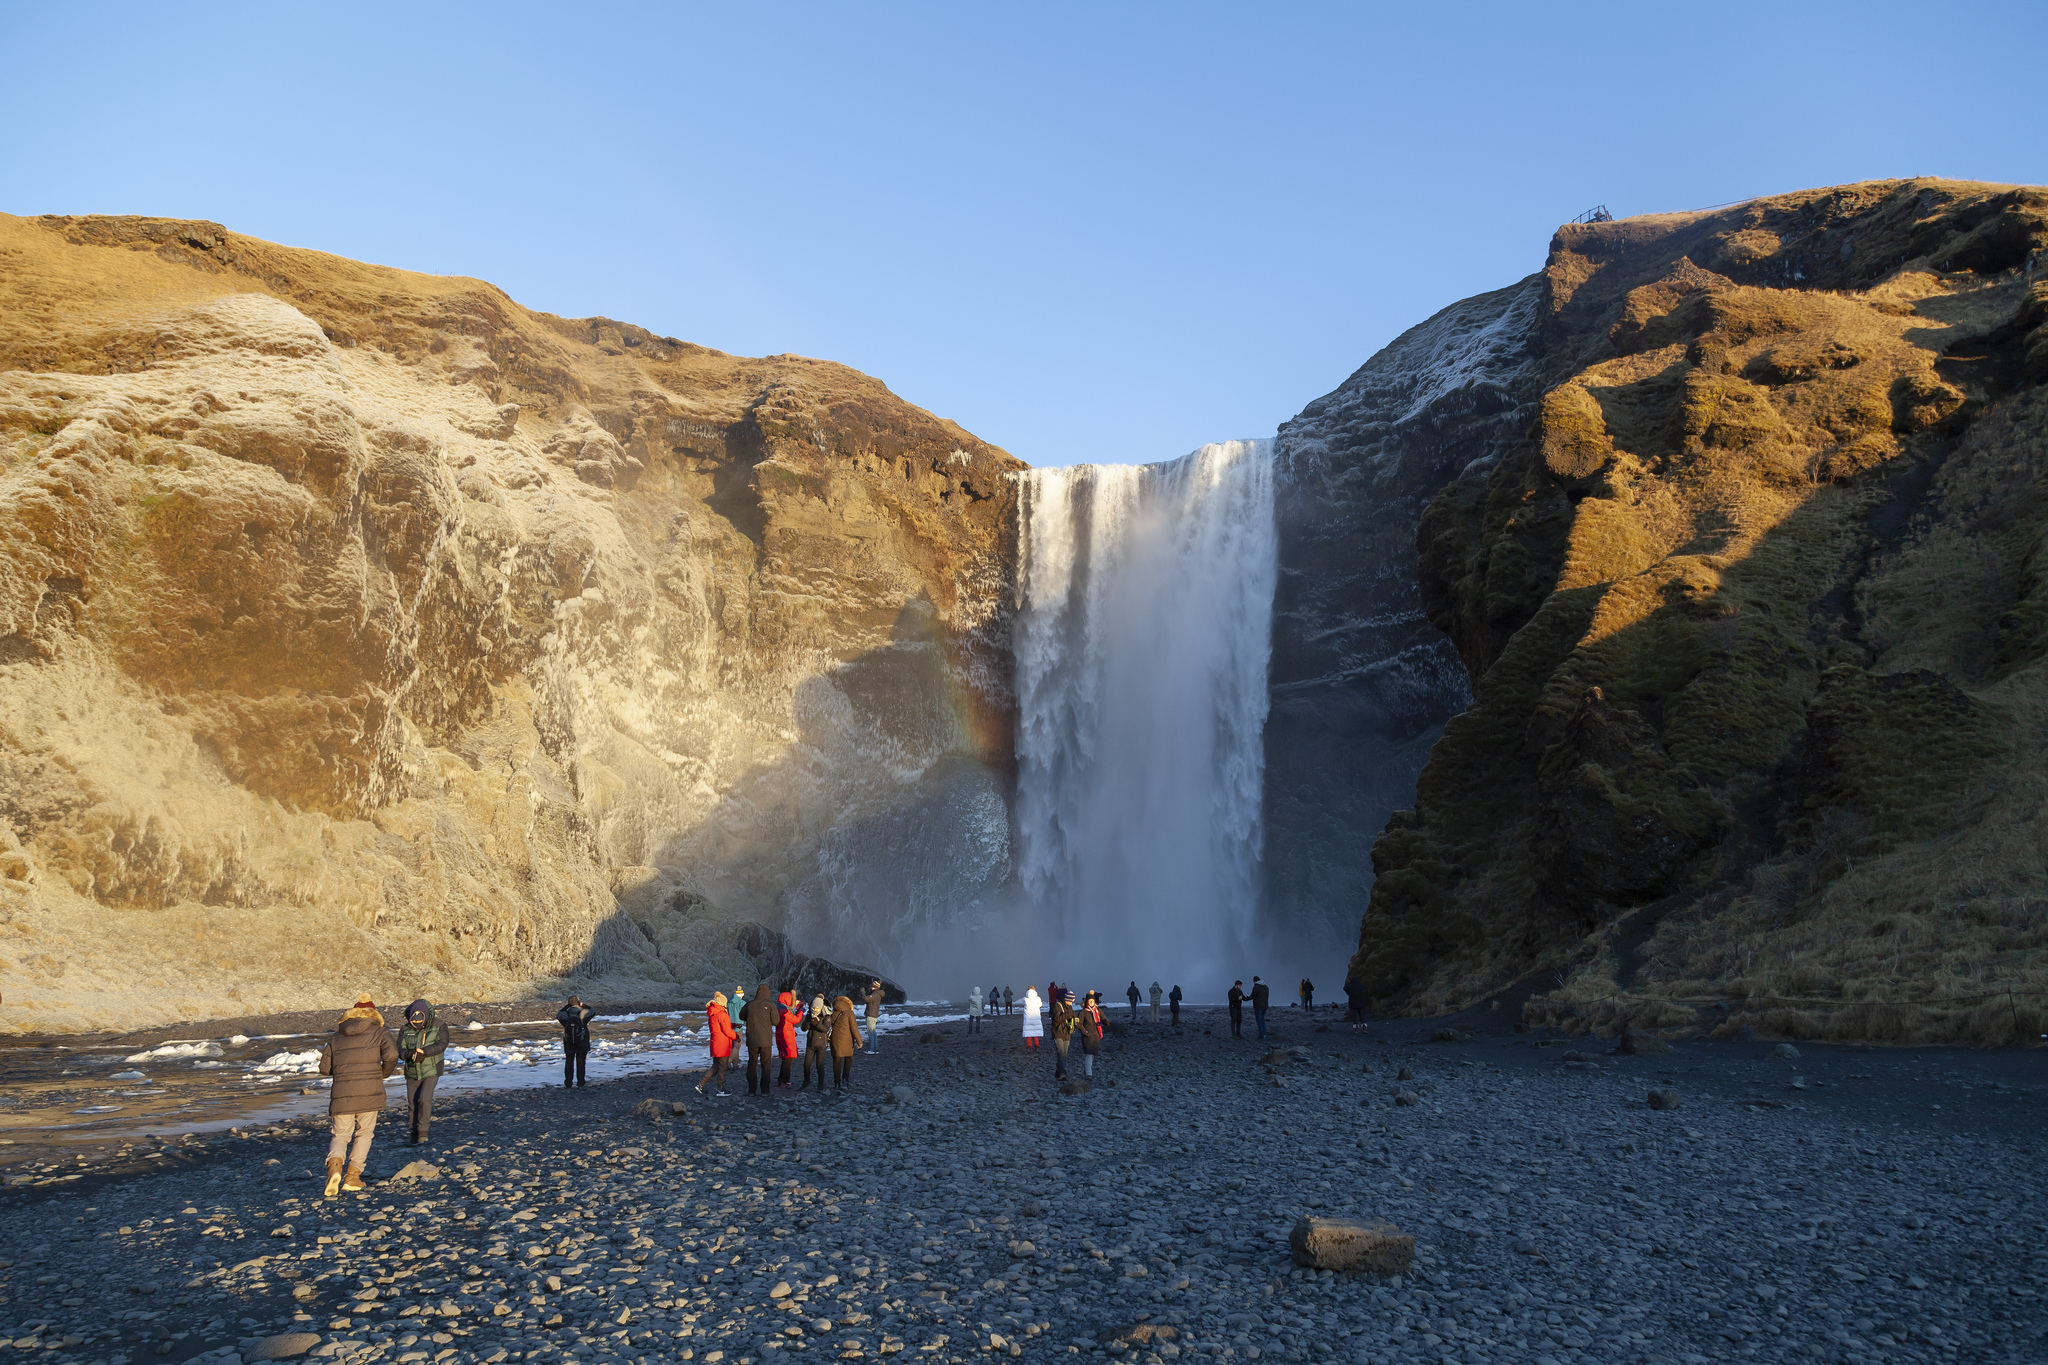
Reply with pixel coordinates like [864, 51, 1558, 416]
[1, 1008, 2043, 1365]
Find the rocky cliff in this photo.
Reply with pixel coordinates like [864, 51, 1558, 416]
[1350, 178, 2048, 1042]
[1264, 277, 1542, 955]
[0, 214, 1021, 1032]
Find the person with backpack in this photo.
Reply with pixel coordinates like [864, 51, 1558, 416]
[1126, 981, 1142, 1023]
[696, 991, 737, 1098]
[397, 999, 448, 1146]
[1050, 986, 1075, 1079]
[1299, 977, 1315, 1011]
[557, 996, 594, 1087]
[966, 986, 985, 1034]
[1169, 983, 1183, 1025]
[1227, 980, 1246, 1039]
[318, 994, 399, 1196]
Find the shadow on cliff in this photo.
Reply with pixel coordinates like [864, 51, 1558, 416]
[552, 594, 1016, 1003]
[1358, 385, 2047, 1025]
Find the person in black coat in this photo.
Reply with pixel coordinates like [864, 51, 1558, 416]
[1344, 976, 1370, 1033]
[1227, 981, 1246, 1039]
[743, 981, 778, 1096]
[557, 997, 594, 1087]
[1169, 983, 1183, 1026]
[1251, 976, 1271, 1039]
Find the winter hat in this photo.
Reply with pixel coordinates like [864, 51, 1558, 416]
[354, 993, 376, 1008]
[710, 991, 728, 1008]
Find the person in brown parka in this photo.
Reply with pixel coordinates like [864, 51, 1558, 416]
[319, 994, 400, 1196]
[829, 994, 864, 1091]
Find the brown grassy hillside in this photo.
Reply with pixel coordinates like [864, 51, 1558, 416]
[1351, 178, 2048, 1044]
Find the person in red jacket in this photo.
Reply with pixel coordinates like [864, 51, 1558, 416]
[695, 991, 737, 1098]
[775, 989, 802, 1088]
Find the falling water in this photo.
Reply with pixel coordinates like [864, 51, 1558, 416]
[1013, 439, 1277, 991]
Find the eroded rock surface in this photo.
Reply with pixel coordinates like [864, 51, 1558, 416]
[0, 214, 1021, 1030]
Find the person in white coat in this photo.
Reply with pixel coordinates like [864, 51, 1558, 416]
[966, 986, 985, 1035]
[1021, 987, 1044, 1051]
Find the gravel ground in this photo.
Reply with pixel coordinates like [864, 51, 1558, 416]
[0, 1008, 2043, 1365]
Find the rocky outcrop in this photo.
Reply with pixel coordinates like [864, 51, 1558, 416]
[1263, 278, 1542, 952]
[0, 213, 1021, 1032]
[1351, 178, 2048, 1032]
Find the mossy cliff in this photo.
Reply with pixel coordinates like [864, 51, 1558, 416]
[1351, 178, 2048, 1041]
[0, 214, 1020, 1030]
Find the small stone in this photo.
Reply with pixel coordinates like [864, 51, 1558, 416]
[1647, 1088, 1682, 1111]
[1392, 1090, 1418, 1107]
[1396, 1066, 1414, 1081]
[1287, 1217, 1413, 1274]
[248, 1334, 322, 1361]
[1774, 1043, 1801, 1060]
[1058, 1078, 1091, 1096]
[1427, 1028, 1469, 1043]
[885, 1086, 916, 1105]
[1009, 1240, 1038, 1259]
[1789, 1076, 1808, 1090]
[1258, 1050, 1290, 1066]
[389, 1161, 440, 1182]
[629, 1098, 668, 1121]
[770, 1281, 793, 1299]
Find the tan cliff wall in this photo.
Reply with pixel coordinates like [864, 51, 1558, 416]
[1351, 178, 2048, 1042]
[0, 214, 1022, 1032]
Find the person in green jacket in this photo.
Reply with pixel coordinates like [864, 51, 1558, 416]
[398, 998, 449, 1147]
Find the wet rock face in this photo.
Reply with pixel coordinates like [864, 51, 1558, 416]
[0, 213, 1021, 1031]
[1263, 277, 1543, 952]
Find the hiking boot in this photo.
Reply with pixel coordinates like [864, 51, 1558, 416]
[323, 1158, 344, 1198]
[341, 1165, 365, 1192]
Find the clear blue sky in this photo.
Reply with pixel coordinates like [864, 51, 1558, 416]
[4, 2, 2043, 468]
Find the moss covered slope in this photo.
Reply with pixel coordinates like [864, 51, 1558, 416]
[1353, 178, 2048, 1041]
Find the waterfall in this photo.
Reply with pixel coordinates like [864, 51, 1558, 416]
[1013, 439, 1278, 991]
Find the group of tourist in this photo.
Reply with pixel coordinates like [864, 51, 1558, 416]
[691, 979, 890, 1100]
[309, 965, 1371, 1198]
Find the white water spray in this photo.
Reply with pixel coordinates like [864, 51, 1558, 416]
[1013, 439, 1278, 992]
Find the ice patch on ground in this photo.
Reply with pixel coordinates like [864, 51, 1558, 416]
[126, 1040, 224, 1061]
[253, 1049, 322, 1074]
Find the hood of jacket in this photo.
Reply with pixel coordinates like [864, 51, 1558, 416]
[833, 995, 854, 1011]
[340, 1006, 385, 1027]
[778, 991, 796, 1007]
[337, 1016, 377, 1036]
[405, 998, 436, 1026]
[710, 992, 728, 1009]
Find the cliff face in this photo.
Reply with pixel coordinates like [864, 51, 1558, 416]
[1353, 178, 2048, 1041]
[1263, 278, 1542, 952]
[0, 214, 1020, 1032]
